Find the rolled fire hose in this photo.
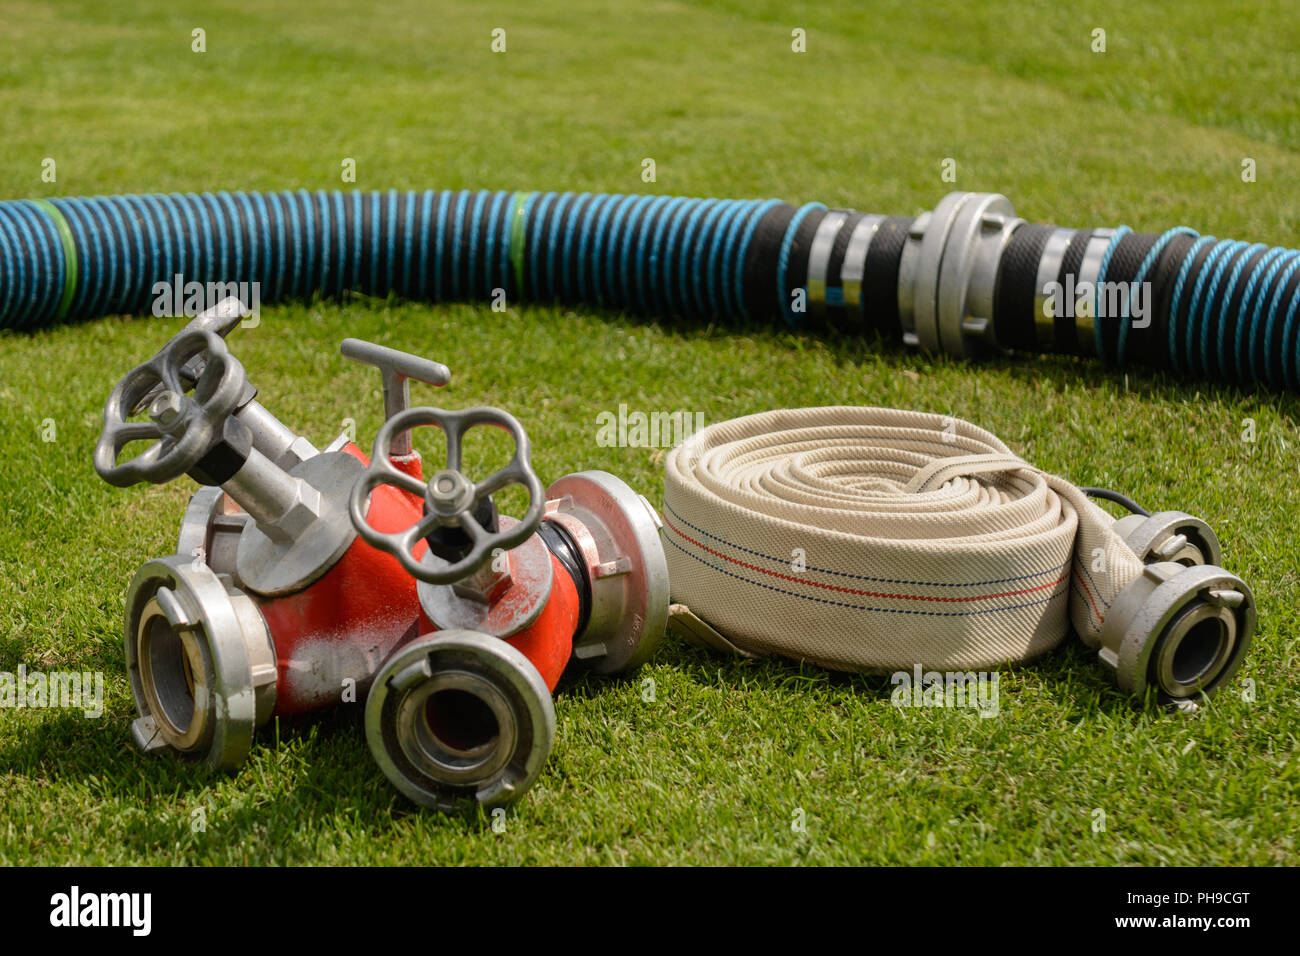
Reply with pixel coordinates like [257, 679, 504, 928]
[663, 406, 1255, 701]
[1, 190, 1298, 389]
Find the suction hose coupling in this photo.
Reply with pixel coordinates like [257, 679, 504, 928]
[364, 630, 556, 810]
[1096, 562, 1255, 702]
[897, 191, 1023, 358]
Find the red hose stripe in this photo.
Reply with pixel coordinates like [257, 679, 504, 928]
[665, 514, 1070, 605]
[1070, 565, 1104, 624]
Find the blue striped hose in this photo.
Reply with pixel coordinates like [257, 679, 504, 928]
[0, 191, 785, 332]
[1091, 223, 1300, 386]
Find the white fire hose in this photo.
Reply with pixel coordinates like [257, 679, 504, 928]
[662, 407, 1255, 701]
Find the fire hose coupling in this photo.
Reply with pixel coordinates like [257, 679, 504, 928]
[123, 557, 277, 769]
[352, 405, 670, 808]
[1078, 489, 1250, 701]
[1081, 486, 1224, 568]
[1095, 562, 1255, 702]
[365, 630, 556, 810]
[1111, 511, 1222, 567]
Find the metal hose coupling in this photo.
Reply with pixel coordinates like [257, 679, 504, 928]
[365, 630, 555, 809]
[1093, 562, 1255, 702]
[1110, 510, 1222, 567]
[124, 556, 277, 769]
[541, 470, 670, 674]
[897, 192, 1023, 358]
[1081, 487, 1225, 568]
[1081, 488, 1246, 700]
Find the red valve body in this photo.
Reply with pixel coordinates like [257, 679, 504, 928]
[505, 558, 579, 690]
[258, 444, 427, 714]
[248, 445, 578, 714]
[413, 554, 581, 692]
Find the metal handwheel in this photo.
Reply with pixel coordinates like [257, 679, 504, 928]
[349, 406, 545, 584]
[94, 328, 247, 487]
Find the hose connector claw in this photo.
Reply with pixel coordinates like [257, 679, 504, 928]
[124, 556, 277, 770]
[897, 191, 1023, 358]
[542, 471, 670, 674]
[1111, 510, 1223, 567]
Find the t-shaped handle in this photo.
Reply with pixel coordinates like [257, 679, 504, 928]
[340, 338, 452, 456]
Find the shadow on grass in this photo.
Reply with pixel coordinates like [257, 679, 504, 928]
[9, 297, 1300, 422]
[632, 307, 1300, 422]
[0, 621, 1182, 855]
[0, 702, 491, 836]
[577, 627, 1165, 720]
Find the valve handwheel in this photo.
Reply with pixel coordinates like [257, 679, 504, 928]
[94, 329, 248, 488]
[350, 406, 545, 584]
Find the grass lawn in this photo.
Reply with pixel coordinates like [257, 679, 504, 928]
[1, 0, 1298, 865]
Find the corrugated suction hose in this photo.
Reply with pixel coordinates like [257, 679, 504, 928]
[2, 189, 1295, 390]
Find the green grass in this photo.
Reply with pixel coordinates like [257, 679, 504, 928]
[1, 0, 1298, 866]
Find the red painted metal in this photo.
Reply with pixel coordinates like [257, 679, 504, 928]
[249, 445, 578, 714]
[505, 554, 579, 690]
[411, 554, 579, 691]
[259, 443, 427, 714]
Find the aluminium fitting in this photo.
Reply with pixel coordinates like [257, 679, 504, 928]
[1111, 510, 1223, 567]
[124, 556, 278, 769]
[1095, 561, 1255, 701]
[364, 630, 556, 810]
[542, 470, 670, 674]
[898, 191, 1024, 358]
